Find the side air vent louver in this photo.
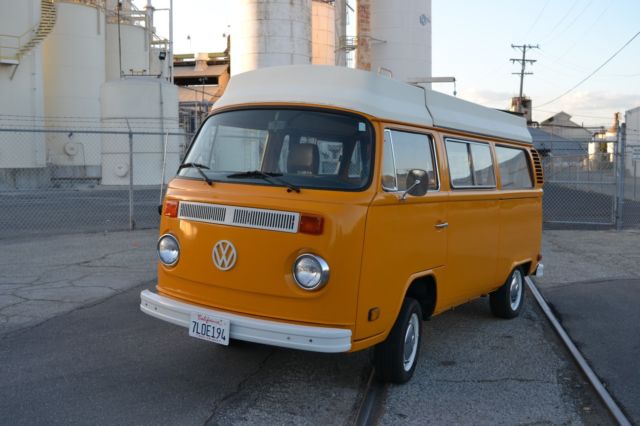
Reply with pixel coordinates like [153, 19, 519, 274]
[530, 149, 544, 185]
[178, 202, 300, 233]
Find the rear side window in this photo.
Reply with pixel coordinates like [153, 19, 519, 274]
[495, 146, 533, 189]
[445, 139, 495, 188]
[382, 130, 438, 192]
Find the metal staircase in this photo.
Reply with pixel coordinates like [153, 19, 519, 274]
[17, 0, 57, 59]
[0, 0, 57, 65]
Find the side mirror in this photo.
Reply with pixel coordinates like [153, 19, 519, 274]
[401, 169, 429, 200]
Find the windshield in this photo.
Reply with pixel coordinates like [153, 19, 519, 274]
[179, 108, 374, 191]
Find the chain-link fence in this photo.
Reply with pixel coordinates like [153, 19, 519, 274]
[542, 151, 617, 226]
[3, 125, 640, 239]
[541, 126, 640, 229]
[0, 127, 193, 239]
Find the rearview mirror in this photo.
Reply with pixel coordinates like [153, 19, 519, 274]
[401, 169, 429, 200]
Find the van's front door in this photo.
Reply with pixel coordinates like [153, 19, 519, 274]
[356, 129, 447, 341]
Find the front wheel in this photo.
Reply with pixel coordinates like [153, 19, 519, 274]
[373, 298, 422, 384]
[490, 268, 525, 319]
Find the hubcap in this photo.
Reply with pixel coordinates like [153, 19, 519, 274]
[509, 270, 523, 311]
[403, 313, 420, 371]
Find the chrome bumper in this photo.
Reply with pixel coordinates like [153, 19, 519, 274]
[140, 290, 352, 353]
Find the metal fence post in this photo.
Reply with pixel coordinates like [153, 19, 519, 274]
[615, 124, 626, 230]
[126, 120, 135, 231]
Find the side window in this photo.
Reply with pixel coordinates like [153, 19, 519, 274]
[445, 139, 496, 188]
[495, 146, 533, 189]
[445, 140, 472, 187]
[381, 129, 438, 192]
[381, 130, 398, 190]
[470, 143, 496, 186]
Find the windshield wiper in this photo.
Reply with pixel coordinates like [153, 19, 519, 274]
[227, 170, 300, 193]
[179, 162, 213, 186]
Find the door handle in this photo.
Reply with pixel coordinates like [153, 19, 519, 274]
[434, 222, 449, 229]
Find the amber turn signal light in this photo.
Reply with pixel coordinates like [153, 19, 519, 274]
[163, 200, 179, 218]
[298, 214, 324, 235]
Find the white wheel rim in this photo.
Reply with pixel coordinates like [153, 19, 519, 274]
[403, 313, 420, 372]
[509, 270, 523, 311]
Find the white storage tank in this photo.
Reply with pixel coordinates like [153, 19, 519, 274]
[0, 0, 46, 186]
[359, 0, 432, 84]
[42, 1, 106, 179]
[311, 0, 335, 65]
[105, 21, 149, 80]
[231, 0, 312, 76]
[100, 78, 184, 186]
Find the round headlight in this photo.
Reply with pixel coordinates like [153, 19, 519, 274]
[293, 254, 329, 291]
[157, 234, 180, 266]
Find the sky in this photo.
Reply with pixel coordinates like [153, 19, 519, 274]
[138, 0, 640, 127]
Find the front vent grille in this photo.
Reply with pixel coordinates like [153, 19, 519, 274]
[530, 149, 545, 185]
[233, 208, 298, 232]
[178, 202, 300, 233]
[179, 202, 226, 223]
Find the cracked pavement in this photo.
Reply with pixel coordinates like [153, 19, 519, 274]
[0, 229, 627, 424]
[0, 230, 157, 336]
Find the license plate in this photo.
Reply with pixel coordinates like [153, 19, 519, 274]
[189, 313, 230, 346]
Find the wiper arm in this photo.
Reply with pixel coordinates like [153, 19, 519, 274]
[179, 162, 213, 186]
[227, 170, 300, 193]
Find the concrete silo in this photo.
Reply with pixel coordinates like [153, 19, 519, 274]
[0, 0, 48, 187]
[105, 0, 150, 80]
[311, 0, 336, 65]
[231, 0, 312, 76]
[42, 0, 106, 179]
[100, 78, 183, 185]
[357, 0, 432, 84]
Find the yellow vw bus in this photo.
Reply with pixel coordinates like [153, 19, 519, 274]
[140, 65, 543, 383]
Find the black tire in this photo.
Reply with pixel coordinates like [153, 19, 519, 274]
[490, 267, 525, 319]
[373, 297, 422, 384]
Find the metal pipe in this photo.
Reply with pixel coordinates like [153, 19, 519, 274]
[160, 131, 168, 205]
[169, 0, 173, 83]
[125, 118, 134, 231]
[616, 124, 626, 230]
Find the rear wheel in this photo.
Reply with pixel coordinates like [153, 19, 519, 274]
[373, 298, 422, 384]
[490, 268, 525, 319]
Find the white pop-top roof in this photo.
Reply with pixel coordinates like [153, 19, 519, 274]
[214, 65, 532, 144]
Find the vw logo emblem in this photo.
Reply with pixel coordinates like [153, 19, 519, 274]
[212, 240, 237, 271]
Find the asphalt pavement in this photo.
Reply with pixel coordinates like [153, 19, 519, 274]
[2, 228, 637, 424]
[543, 279, 640, 424]
[535, 229, 640, 425]
[0, 283, 368, 425]
[0, 230, 157, 335]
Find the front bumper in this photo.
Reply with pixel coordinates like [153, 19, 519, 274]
[140, 290, 352, 353]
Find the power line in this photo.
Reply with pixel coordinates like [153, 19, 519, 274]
[521, 0, 551, 39]
[537, 30, 640, 107]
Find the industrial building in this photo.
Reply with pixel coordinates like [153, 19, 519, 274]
[1, 0, 434, 189]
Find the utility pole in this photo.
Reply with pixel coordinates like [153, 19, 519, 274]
[510, 44, 539, 98]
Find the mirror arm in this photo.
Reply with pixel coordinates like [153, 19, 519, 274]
[400, 178, 421, 201]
